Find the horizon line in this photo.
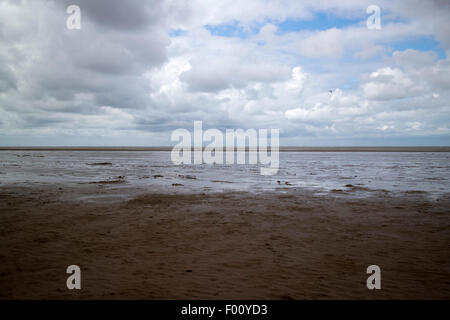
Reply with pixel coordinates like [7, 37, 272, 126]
[1, 146, 449, 152]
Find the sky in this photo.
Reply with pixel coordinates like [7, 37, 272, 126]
[0, 0, 449, 146]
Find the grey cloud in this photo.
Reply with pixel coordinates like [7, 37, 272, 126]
[391, 0, 450, 50]
[0, 0, 171, 123]
[393, 50, 437, 69]
[0, 64, 16, 92]
[58, 0, 166, 31]
[180, 69, 234, 92]
[20, 115, 66, 128]
[180, 61, 291, 92]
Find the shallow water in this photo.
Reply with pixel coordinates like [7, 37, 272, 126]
[0, 151, 449, 199]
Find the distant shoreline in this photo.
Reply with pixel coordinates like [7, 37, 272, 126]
[0, 146, 449, 152]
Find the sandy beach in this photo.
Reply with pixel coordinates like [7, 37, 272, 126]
[2, 0, 450, 305]
[1, 182, 449, 299]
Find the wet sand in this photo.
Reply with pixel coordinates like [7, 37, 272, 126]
[0, 183, 449, 299]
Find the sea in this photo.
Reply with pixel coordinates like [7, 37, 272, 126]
[1, 150, 449, 200]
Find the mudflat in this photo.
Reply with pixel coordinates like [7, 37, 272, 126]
[0, 183, 449, 299]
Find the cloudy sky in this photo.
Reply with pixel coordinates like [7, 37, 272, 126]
[0, 0, 449, 146]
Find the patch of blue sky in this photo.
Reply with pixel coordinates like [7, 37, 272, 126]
[169, 29, 188, 37]
[204, 9, 412, 38]
[275, 12, 363, 33]
[204, 20, 259, 39]
[203, 13, 364, 38]
[275, 9, 411, 33]
[387, 36, 446, 59]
